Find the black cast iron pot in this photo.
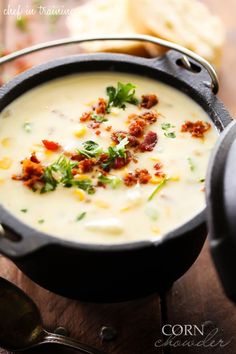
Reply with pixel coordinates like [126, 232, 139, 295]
[0, 35, 232, 302]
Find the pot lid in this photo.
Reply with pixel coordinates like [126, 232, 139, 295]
[206, 120, 236, 302]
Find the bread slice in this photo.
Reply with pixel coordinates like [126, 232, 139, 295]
[66, 0, 151, 56]
[129, 0, 225, 66]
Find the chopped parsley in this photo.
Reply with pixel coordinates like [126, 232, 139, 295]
[41, 155, 95, 195]
[187, 157, 196, 172]
[98, 174, 122, 189]
[148, 177, 169, 201]
[101, 137, 129, 170]
[161, 123, 176, 139]
[91, 113, 108, 123]
[106, 82, 139, 111]
[164, 132, 176, 138]
[78, 140, 103, 158]
[23, 122, 32, 133]
[38, 219, 45, 224]
[20, 208, 28, 213]
[76, 212, 87, 221]
[74, 179, 95, 195]
[41, 166, 58, 193]
[198, 178, 205, 183]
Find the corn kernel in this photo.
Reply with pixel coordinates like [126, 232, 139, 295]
[120, 205, 131, 212]
[94, 200, 110, 208]
[150, 177, 163, 184]
[152, 226, 160, 234]
[44, 150, 53, 157]
[74, 174, 89, 181]
[150, 157, 160, 162]
[1, 138, 11, 147]
[74, 126, 87, 138]
[74, 188, 86, 201]
[110, 141, 116, 147]
[0, 157, 12, 169]
[171, 175, 180, 182]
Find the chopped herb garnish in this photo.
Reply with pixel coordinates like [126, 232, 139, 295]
[23, 122, 32, 133]
[91, 113, 108, 123]
[198, 178, 205, 183]
[187, 157, 196, 172]
[101, 137, 129, 170]
[76, 212, 87, 221]
[78, 140, 103, 158]
[51, 155, 78, 187]
[38, 219, 45, 224]
[41, 166, 58, 193]
[106, 82, 139, 111]
[41, 155, 95, 194]
[75, 179, 95, 195]
[98, 174, 122, 189]
[164, 132, 176, 138]
[15, 16, 28, 31]
[161, 123, 173, 130]
[161, 123, 176, 139]
[148, 177, 168, 201]
[20, 208, 28, 213]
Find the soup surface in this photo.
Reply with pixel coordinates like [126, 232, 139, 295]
[0, 72, 217, 244]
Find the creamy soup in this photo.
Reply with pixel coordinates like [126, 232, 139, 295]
[0, 72, 217, 244]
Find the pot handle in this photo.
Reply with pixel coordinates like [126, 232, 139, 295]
[0, 34, 219, 94]
[0, 222, 50, 258]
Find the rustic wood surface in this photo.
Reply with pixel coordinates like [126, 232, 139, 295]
[0, 1, 236, 354]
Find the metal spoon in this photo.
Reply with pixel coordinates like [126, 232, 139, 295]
[0, 277, 105, 353]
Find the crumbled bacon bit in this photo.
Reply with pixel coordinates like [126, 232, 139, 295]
[113, 155, 131, 169]
[140, 131, 158, 152]
[12, 159, 44, 189]
[88, 121, 100, 129]
[123, 172, 138, 186]
[95, 130, 101, 136]
[155, 171, 166, 178]
[140, 94, 158, 109]
[154, 162, 162, 171]
[128, 135, 140, 148]
[153, 162, 166, 178]
[105, 126, 112, 132]
[140, 111, 158, 124]
[111, 131, 140, 148]
[111, 131, 127, 144]
[71, 153, 85, 162]
[80, 112, 92, 122]
[181, 120, 211, 138]
[123, 168, 151, 186]
[129, 118, 146, 137]
[30, 152, 40, 164]
[42, 140, 61, 151]
[78, 158, 96, 173]
[93, 98, 107, 114]
[135, 169, 152, 184]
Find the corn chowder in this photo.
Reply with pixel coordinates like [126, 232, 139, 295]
[0, 72, 217, 244]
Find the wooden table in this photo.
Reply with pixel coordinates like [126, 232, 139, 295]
[0, 1, 235, 353]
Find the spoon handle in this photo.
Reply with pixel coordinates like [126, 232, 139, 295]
[43, 333, 105, 354]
